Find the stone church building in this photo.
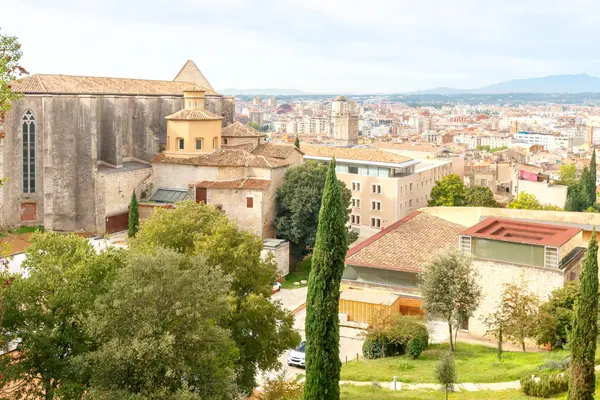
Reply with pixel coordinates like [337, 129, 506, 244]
[0, 61, 241, 233]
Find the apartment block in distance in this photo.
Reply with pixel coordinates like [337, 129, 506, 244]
[302, 145, 453, 236]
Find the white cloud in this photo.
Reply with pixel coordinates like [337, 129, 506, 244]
[2, 0, 600, 92]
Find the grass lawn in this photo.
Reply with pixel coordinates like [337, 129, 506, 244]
[340, 385, 572, 399]
[281, 256, 311, 290]
[11, 225, 44, 234]
[341, 343, 574, 384]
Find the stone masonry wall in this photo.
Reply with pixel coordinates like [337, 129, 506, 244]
[99, 166, 153, 217]
[2, 94, 182, 232]
[207, 189, 264, 237]
[469, 259, 564, 336]
[261, 241, 290, 278]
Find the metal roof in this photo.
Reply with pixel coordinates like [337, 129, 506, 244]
[148, 188, 189, 203]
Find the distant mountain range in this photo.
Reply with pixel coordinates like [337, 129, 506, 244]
[221, 74, 600, 96]
[219, 88, 312, 96]
[412, 74, 600, 95]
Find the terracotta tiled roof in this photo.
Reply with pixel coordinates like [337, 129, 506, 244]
[152, 149, 289, 168]
[165, 108, 223, 121]
[11, 74, 220, 96]
[302, 145, 413, 164]
[345, 212, 464, 273]
[221, 121, 265, 137]
[195, 178, 271, 191]
[251, 143, 303, 159]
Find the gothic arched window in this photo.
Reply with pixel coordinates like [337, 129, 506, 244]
[22, 110, 36, 193]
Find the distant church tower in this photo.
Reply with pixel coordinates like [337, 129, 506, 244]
[331, 96, 358, 146]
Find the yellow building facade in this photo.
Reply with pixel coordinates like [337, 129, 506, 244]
[165, 87, 223, 157]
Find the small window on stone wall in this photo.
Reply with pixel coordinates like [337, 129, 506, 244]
[246, 196, 254, 208]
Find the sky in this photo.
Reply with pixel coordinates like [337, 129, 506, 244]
[2, 0, 600, 93]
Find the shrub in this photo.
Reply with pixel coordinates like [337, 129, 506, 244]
[260, 372, 303, 400]
[407, 336, 427, 359]
[362, 314, 429, 359]
[387, 315, 429, 347]
[362, 337, 403, 359]
[520, 374, 569, 398]
[537, 360, 566, 372]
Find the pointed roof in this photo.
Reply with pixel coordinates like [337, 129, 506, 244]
[221, 121, 265, 138]
[165, 108, 223, 121]
[174, 60, 215, 92]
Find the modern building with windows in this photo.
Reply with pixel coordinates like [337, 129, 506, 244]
[344, 209, 587, 336]
[302, 145, 453, 236]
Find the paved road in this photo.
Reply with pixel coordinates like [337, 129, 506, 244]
[259, 288, 365, 385]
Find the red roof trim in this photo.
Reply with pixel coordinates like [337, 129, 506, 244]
[461, 217, 582, 247]
[346, 211, 422, 260]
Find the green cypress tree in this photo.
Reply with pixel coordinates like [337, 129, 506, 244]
[303, 158, 348, 400]
[589, 150, 597, 206]
[568, 229, 598, 400]
[565, 183, 588, 212]
[128, 191, 140, 238]
[294, 135, 300, 149]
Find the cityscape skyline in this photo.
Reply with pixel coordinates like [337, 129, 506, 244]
[3, 0, 600, 93]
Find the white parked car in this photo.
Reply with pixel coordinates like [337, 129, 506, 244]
[272, 282, 282, 293]
[287, 341, 306, 368]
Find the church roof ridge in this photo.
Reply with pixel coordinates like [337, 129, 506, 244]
[12, 73, 220, 96]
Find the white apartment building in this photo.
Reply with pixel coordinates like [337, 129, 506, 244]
[479, 135, 512, 148]
[513, 132, 573, 150]
[453, 135, 479, 149]
[302, 145, 452, 237]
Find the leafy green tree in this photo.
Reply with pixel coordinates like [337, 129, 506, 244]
[568, 230, 598, 400]
[0, 29, 27, 121]
[499, 283, 540, 352]
[304, 159, 348, 400]
[536, 281, 580, 348]
[419, 251, 482, 352]
[128, 191, 139, 238]
[436, 352, 457, 400]
[0, 233, 125, 400]
[275, 161, 352, 261]
[558, 163, 578, 187]
[428, 174, 466, 207]
[465, 186, 499, 207]
[130, 201, 299, 394]
[294, 135, 300, 149]
[509, 192, 562, 211]
[247, 121, 261, 130]
[81, 249, 237, 400]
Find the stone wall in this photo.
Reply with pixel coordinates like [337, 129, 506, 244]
[1, 94, 183, 232]
[261, 167, 286, 238]
[98, 165, 153, 217]
[261, 239, 290, 278]
[207, 188, 264, 237]
[469, 259, 564, 336]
